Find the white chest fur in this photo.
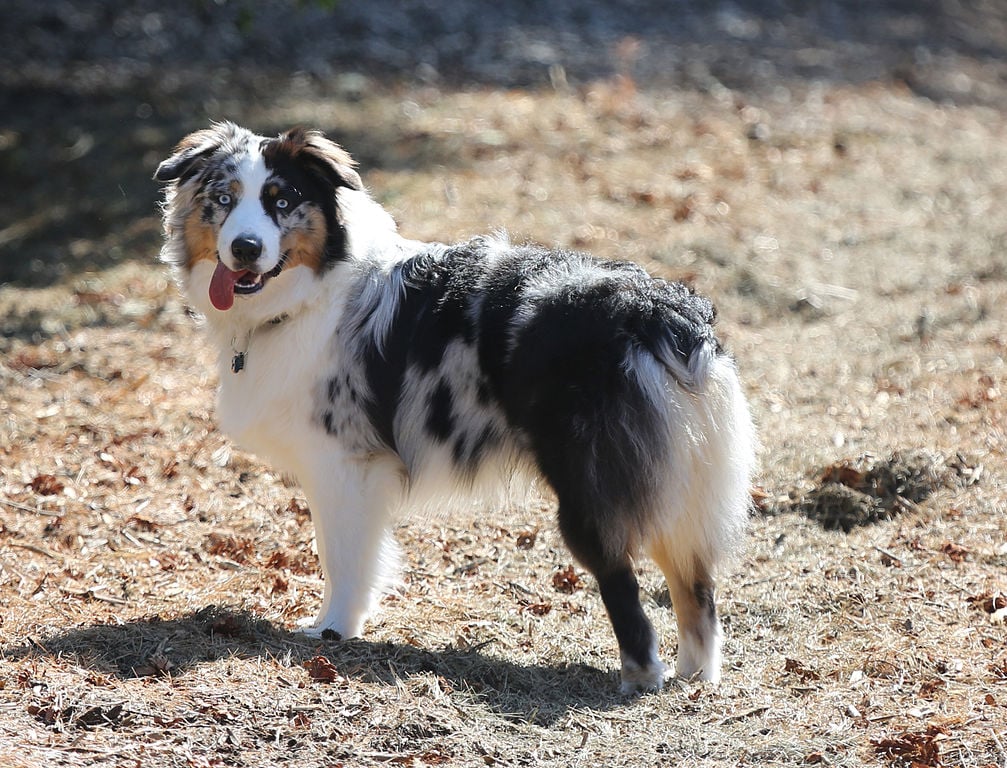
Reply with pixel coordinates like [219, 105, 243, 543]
[214, 313, 330, 476]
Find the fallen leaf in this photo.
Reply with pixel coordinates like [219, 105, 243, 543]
[784, 657, 821, 682]
[286, 497, 310, 522]
[27, 702, 66, 726]
[265, 551, 291, 569]
[940, 542, 969, 563]
[515, 529, 538, 550]
[749, 485, 772, 511]
[303, 656, 343, 684]
[872, 724, 948, 767]
[821, 463, 867, 489]
[967, 591, 1007, 614]
[418, 750, 452, 766]
[74, 703, 124, 729]
[127, 515, 160, 532]
[206, 533, 254, 563]
[264, 549, 315, 575]
[271, 575, 289, 594]
[123, 465, 147, 486]
[14, 351, 59, 370]
[552, 565, 582, 593]
[208, 614, 245, 637]
[523, 602, 552, 616]
[29, 474, 64, 495]
[133, 654, 173, 677]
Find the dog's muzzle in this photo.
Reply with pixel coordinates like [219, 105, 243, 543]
[230, 235, 263, 268]
[209, 235, 283, 311]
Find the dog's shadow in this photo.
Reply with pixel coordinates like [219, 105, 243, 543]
[3, 606, 631, 724]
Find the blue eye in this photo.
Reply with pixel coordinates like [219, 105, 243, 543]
[217, 193, 232, 207]
[275, 197, 289, 210]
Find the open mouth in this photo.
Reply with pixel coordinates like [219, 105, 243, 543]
[234, 270, 268, 296]
[209, 255, 287, 311]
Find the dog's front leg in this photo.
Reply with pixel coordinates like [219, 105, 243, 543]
[297, 451, 404, 639]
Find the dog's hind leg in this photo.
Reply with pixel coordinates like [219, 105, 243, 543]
[557, 505, 668, 694]
[649, 544, 722, 683]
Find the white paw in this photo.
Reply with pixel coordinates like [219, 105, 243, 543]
[674, 660, 721, 684]
[296, 614, 359, 640]
[675, 631, 722, 683]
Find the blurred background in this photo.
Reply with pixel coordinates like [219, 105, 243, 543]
[1, 0, 1006, 286]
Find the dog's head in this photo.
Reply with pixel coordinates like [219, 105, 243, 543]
[155, 122, 362, 315]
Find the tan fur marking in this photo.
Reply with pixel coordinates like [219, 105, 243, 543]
[280, 206, 327, 274]
[183, 209, 218, 268]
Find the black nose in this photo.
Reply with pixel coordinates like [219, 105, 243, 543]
[230, 235, 263, 266]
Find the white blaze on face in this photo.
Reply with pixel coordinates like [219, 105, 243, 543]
[216, 144, 283, 274]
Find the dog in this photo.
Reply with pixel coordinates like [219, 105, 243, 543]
[154, 121, 756, 693]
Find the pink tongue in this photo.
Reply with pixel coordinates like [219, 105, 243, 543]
[209, 261, 240, 311]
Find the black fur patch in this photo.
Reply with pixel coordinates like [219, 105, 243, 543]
[426, 379, 456, 442]
[327, 377, 341, 401]
[260, 139, 348, 270]
[358, 248, 487, 451]
[694, 580, 718, 622]
[323, 410, 337, 436]
[452, 424, 499, 474]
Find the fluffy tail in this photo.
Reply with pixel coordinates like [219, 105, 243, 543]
[642, 349, 755, 681]
[640, 345, 756, 571]
[642, 319, 718, 393]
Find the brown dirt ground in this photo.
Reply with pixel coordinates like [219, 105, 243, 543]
[2, 56, 1007, 768]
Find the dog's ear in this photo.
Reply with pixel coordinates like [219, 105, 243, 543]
[279, 127, 363, 192]
[154, 122, 236, 183]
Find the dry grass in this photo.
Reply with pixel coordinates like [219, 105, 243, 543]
[2, 77, 1006, 767]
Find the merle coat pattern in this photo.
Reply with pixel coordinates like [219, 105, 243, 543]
[156, 122, 756, 693]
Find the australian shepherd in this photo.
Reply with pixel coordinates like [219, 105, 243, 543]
[155, 121, 756, 693]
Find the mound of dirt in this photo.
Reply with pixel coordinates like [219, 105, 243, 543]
[797, 482, 889, 533]
[774, 450, 983, 532]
